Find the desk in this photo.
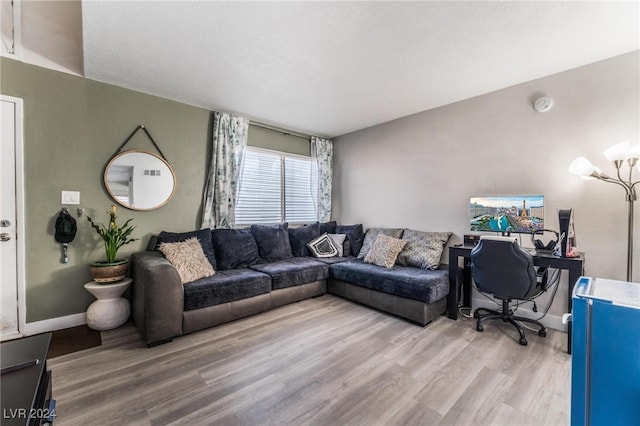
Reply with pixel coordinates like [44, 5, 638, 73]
[448, 245, 584, 354]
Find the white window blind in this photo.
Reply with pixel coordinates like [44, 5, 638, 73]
[235, 149, 282, 224]
[235, 147, 317, 225]
[285, 156, 317, 223]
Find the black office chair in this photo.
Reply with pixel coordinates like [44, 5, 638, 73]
[470, 236, 547, 346]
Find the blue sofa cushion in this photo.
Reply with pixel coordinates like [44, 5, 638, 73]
[312, 256, 355, 265]
[211, 228, 261, 270]
[319, 221, 337, 234]
[251, 223, 293, 262]
[183, 268, 271, 311]
[329, 259, 449, 304]
[288, 222, 321, 257]
[336, 224, 364, 256]
[157, 229, 217, 269]
[250, 257, 329, 290]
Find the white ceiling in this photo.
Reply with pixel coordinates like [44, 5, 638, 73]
[82, 1, 639, 138]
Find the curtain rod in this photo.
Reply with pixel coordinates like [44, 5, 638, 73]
[250, 121, 311, 141]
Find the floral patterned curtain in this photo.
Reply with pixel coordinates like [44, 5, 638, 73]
[201, 112, 249, 229]
[311, 136, 333, 222]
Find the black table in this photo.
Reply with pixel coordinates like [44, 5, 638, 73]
[448, 245, 584, 354]
[1, 333, 55, 425]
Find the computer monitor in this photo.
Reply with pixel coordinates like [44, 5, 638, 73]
[470, 195, 544, 234]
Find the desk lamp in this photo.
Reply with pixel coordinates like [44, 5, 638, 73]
[569, 140, 639, 282]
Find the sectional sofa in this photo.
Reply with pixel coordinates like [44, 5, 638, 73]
[131, 222, 453, 346]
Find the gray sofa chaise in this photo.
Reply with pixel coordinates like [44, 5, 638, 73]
[328, 260, 450, 326]
[131, 223, 453, 346]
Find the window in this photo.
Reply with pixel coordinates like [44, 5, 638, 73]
[285, 155, 317, 223]
[235, 147, 317, 225]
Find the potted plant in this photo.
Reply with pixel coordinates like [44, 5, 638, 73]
[87, 205, 137, 283]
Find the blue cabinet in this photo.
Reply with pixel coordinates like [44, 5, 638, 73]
[570, 276, 640, 426]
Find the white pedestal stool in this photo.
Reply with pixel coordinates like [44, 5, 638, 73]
[84, 278, 132, 331]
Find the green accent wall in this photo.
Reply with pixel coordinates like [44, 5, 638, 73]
[0, 58, 308, 323]
[1, 57, 210, 321]
[247, 125, 310, 156]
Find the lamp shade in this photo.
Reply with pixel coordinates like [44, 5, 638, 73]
[569, 157, 596, 176]
[626, 143, 640, 161]
[604, 140, 631, 162]
[581, 166, 604, 180]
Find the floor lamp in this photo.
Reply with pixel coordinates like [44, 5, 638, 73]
[569, 140, 639, 282]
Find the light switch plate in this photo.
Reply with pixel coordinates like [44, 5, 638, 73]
[61, 190, 80, 205]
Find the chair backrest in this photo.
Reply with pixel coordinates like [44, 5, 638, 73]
[470, 236, 538, 300]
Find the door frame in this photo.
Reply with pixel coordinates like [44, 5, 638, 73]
[1, 94, 26, 340]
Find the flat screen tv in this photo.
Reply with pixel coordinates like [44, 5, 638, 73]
[470, 195, 544, 234]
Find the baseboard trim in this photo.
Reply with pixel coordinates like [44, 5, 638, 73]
[472, 299, 567, 332]
[25, 312, 87, 335]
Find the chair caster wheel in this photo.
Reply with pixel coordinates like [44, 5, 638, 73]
[539, 329, 547, 337]
[519, 337, 528, 346]
[476, 324, 484, 332]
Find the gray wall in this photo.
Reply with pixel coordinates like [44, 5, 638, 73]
[333, 51, 639, 319]
[0, 58, 310, 323]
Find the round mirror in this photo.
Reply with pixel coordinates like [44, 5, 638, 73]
[104, 150, 176, 210]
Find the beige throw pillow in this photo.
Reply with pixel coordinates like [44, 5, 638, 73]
[357, 228, 404, 259]
[159, 237, 215, 284]
[364, 235, 407, 269]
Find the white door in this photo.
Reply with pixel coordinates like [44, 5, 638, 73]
[1, 95, 24, 340]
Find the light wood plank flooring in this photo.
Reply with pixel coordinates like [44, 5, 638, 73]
[48, 295, 571, 426]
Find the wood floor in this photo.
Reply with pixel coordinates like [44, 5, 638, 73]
[48, 325, 102, 358]
[48, 295, 571, 426]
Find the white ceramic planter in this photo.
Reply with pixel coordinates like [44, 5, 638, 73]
[84, 278, 132, 331]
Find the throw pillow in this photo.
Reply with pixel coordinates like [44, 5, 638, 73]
[363, 236, 407, 269]
[146, 235, 159, 251]
[342, 239, 352, 257]
[396, 229, 452, 269]
[288, 222, 321, 257]
[157, 229, 217, 269]
[307, 233, 339, 258]
[319, 221, 337, 234]
[357, 228, 404, 259]
[328, 234, 347, 257]
[251, 223, 293, 262]
[159, 237, 215, 284]
[211, 228, 261, 270]
[336, 224, 364, 256]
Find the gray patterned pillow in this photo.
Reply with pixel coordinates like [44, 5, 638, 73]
[396, 229, 452, 269]
[307, 233, 339, 258]
[364, 236, 407, 269]
[328, 234, 347, 257]
[357, 228, 404, 259]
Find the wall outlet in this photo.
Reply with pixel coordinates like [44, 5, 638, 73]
[61, 190, 80, 205]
